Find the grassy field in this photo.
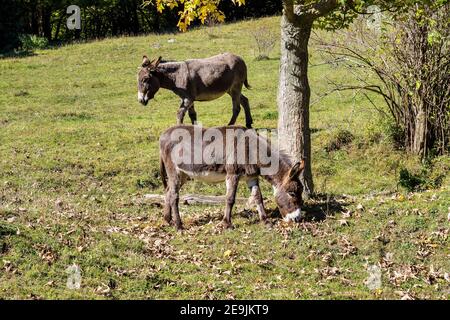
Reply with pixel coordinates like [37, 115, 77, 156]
[0, 16, 449, 299]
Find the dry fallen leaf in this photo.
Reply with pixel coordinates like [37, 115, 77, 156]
[401, 293, 415, 300]
[223, 250, 232, 259]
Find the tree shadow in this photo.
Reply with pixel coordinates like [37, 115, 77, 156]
[265, 193, 349, 223]
[254, 56, 280, 62]
[302, 193, 350, 222]
[0, 50, 36, 59]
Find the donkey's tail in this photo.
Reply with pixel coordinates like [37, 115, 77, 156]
[160, 155, 168, 190]
[244, 77, 252, 90]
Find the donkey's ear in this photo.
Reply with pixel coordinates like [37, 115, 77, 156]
[142, 55, 151, 67]
[289, 160, 305, 180]
[150, 56, 162, 69]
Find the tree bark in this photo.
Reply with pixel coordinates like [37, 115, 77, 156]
[277, 11, 314, 197]
[53, 12, 64, 42]
[412, 108, 427, 157]
[41, 4, 52, 41]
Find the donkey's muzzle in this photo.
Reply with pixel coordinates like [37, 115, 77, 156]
[138, 97, 149, 106]
[138, 91, 148, 106]
[283, 209, 302, 223]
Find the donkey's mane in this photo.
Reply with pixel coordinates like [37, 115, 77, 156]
[159, 59, 176, 64]
[254, 130, 293, 167]
[277, 147, 294, 166]
[156, 59, 184, 73]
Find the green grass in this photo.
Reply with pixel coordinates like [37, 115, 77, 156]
[0, 16, 449, 299]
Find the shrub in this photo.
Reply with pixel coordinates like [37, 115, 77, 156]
[318, 3, 450, 158]
[19, 34, 48, 52]
[251, 25, 276, 60]
[398, 157, 448, 192]
[325, 129, 354, 152]
[398, 168, 424, 192]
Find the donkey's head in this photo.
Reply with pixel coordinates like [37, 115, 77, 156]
[137, 55, 162, 106]
[274, 160, 305, 222]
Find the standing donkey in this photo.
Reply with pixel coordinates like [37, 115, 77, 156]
[137, 53, 254, 128]
[159, 125, 305, 230]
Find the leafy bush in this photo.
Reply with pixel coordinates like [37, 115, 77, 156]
[398, 168, 424, 192]
[325, 129, 354, 152]
[19, 34, 48, 52]
[383, 119, 404, 150]
[398, 157, 448, 192]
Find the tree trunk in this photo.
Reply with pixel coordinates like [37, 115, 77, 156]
[412, 108, 427, 157]
[41, 5, 52, 41]
[277, 13, 314, 197]
[131, 0, 140, 35]
[30, 1, 39, 35]
[53, 12, 64, 42]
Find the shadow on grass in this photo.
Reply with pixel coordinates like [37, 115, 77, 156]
[263, 193, 349, 223]
[0, 223, 17, 237]
[0, 50, 37, 59]
[302, 193, 350, 222]
[254, 56, 280, 62]
[182, 193, 350, 228]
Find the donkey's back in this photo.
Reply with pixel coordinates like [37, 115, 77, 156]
[159, 124, 260, 182]
[184, 52, 250, 101]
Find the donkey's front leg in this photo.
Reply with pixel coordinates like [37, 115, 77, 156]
[222, 174, 239, 229]
[177, 98, 193, 125]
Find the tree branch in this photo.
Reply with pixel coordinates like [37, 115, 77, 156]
[294, 0, 340, 21]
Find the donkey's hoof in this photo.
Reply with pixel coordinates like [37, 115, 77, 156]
[261, 220, 273, 228]
[175, 224, 184, 232]
[220, 220, 234, 230]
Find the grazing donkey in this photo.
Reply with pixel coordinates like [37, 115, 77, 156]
[137, 53, 254, 128]
[159, 125, 305, 230]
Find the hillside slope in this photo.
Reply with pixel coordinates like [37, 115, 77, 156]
[0, 17, 448, 299]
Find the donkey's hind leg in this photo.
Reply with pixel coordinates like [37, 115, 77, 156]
[227, 91, 241, 126]
[222, 174, 239, 229]
[177, 98, 193, 125]
[169, 185, 183, 231]
[165, 171, 184, 230]
[188, 104, 197, 125]
[163, 190, 172, 225]
[240, 94, 253, 129]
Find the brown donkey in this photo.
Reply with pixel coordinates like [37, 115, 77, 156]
[137, 53, 253, 128]
[159, 125, 305, 230]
